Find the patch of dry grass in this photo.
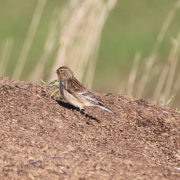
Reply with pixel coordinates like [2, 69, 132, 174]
[126, 0, 180, 107]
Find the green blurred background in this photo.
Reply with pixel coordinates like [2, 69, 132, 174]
[0, 0, 180, 107]
[96, 0, 179, 90]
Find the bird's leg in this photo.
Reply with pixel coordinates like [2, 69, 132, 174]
[79, 108, 83, 119]
[76, 108, 84, 119]
[75, 110, 81, 119]
[74, 108, 81, 119]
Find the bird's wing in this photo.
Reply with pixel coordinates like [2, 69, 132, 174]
[64, 77, 115, 114]
[78, 91, 103, 105]
[78, 91, 115, 114]
[62, 77, 86, 102]
[65, 77, 100, 104]
[67, 77, 86, 93]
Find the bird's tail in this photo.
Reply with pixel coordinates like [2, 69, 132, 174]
[95, 104, 116, 114]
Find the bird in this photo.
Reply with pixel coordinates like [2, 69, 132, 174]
[56, 66, 115, 114]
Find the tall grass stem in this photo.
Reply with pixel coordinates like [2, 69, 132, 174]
[12, 0, 47, 79]
[0, 38, 14, 76]
[49, 0, 117, 88]
[127, 52, 141, 96]
[29, 9, 60, 82]
[136, 1, 180, 97]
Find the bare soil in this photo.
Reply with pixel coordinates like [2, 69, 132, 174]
[0, 77, 180, 180]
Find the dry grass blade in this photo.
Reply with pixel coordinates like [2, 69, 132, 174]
[84, 0, 117, 89]
[49, 0, 117, 89]
[126, 52, 141, 96]
[173, 69, 180, 95]
[153, 65, 169, 103]
[0, 38, 14, 76]
[136, 1, 180, 98]
[153, 33, 180, 103]
[163, 33, 180, 102]
[155, 1, 180, 52]
[28, 9, 61, 82]
[12, 0, 47, 80]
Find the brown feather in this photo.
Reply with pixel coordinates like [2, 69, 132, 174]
[67, 77, 86, 93]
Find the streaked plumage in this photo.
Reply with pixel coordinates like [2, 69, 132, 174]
[56, 66, 115, 114]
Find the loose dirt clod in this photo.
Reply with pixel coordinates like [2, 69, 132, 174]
[0, 77, 180, 179]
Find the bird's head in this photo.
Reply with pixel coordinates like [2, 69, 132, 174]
[56, 66, 73, 81]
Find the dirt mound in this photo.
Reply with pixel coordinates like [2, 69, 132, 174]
[0, 77, 180, 179]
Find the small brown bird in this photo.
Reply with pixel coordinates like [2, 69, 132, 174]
[56, 66, 115, 114]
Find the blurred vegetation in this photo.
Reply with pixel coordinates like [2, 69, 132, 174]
[0, 0, 64, 78]
[0, 0, 180, 108]
[96, 0, 180, 90]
